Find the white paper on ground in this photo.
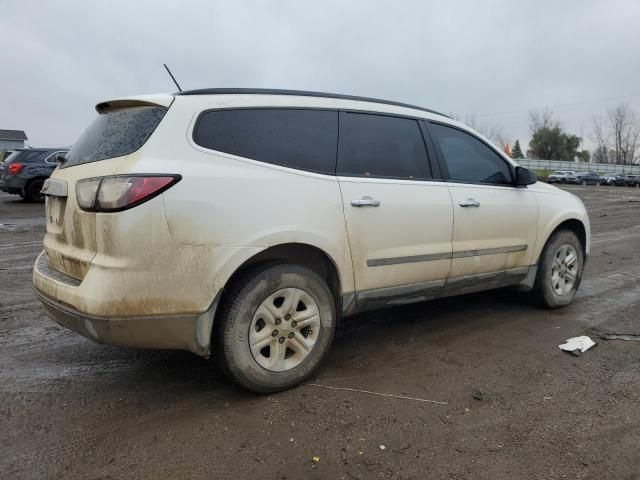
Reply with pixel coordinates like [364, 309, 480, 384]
[559, 335, 596, 353]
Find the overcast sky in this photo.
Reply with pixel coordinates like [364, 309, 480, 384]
[2, 0, 640, 152]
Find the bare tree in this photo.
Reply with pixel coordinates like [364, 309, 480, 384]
[591, 104, 640, 165]
[608, 104, 640, 164]
[462, 114, 509, 149]
[591, 115, 610, 164]
[529, 108, 556, 133]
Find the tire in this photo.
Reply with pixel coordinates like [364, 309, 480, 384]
[25, 178, 45, 202]
[217, 263, 336, 393]
[532, 230, 584, 309]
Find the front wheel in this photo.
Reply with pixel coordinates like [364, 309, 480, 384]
[532, 230, 584, 308]
[217, 264, 336, 393]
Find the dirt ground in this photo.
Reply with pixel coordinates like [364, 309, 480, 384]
[1, 185, 639, 480]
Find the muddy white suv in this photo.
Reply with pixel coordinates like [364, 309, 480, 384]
[34, 89, 590, 392]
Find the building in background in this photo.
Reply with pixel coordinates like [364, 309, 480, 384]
[0, 129, 28, 153]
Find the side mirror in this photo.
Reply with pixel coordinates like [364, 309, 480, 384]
[515, 166, 537, 186]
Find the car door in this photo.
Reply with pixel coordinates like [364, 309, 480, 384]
[337, 112, 453, 307]
[426, 121, 538, 283]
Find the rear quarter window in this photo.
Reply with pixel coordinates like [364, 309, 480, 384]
[192, 108, 338, 175]
[63, 106, 166, 168]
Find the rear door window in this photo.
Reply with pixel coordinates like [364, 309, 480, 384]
[63, 106, 167, 168]
[429, 123, 513, 185]
[337, 112, 430, 180]
[193, 109, 338, 175]
[8, 150, 49, 163]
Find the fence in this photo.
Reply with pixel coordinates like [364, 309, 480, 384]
[516, 158, 640, 175]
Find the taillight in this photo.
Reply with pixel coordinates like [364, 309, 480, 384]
[75, 175, 181, 212]
[7, 163, 23, 175]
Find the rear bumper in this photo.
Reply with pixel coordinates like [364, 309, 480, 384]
[33, 251, 219, 357]
[0, 176, 25, 193]
[35, 288, 218, 356]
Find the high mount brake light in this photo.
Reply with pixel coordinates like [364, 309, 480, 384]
[75, 175, 181, 212]
[7, 163, 23, 175]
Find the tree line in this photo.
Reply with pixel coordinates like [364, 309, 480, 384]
[457, 103, 640, 164]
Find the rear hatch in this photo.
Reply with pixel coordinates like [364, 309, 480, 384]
[0, 150, 40, 181]
[43, 96, 172, 280]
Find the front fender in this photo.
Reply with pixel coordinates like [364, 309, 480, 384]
[532, 191, 591, 261]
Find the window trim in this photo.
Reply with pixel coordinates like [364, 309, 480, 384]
[336, 110, 433, 181]
[191, 107, 340, 176]
[44, 151, 68, 165]
[425, 120, 517, 187]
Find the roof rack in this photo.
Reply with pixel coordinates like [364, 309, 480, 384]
[175, 88, 448, 118]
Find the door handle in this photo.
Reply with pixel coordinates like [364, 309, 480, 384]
[351, 196, 381, 207]
[459, 198, 480, 208]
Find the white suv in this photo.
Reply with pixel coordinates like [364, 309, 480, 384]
[34, 89, 590, 392]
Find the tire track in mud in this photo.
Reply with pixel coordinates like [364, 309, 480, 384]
[591, 224, 640, 246]
[0, 300, 41, 313]
[0, 252, 41, 263]
[574, 268, 640, 328]
[0, 240, 42, 250]
[1, 398, 148, 479]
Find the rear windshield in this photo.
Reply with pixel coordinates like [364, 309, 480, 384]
[63, 106, 166, 168]
[4, 150, 50, 164]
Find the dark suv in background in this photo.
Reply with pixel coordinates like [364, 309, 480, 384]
[625, 175, 640, 187]
[575, 171, 601, 185]
[0, 148, 68, 201]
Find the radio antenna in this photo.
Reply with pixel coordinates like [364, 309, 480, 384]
[163, 64, 182, 92]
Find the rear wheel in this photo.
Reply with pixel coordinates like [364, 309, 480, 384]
[25, 178, 45, 202]
[533, 230, 584, 308]
[217, 264, 336, 393]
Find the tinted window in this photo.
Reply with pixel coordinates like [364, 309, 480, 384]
[193, 109, 338, 175]
[430, 123, 513, 185]
[9, 150, 49, 164]
[64, 106, 166, 168]
[338, 113, 430, 179]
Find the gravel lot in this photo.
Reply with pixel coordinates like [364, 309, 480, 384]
[1, 185, 639, 479]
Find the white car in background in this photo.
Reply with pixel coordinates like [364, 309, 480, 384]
[33, 89, 591, 392]
[547, 170, 578, 184]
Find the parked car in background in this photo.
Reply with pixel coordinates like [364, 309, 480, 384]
[547, 170, 577, 184]
[33, 89, 591, 393]
[600, 173, 617, 186]
[625, 174, 640, 187]
[0, 148, 68, 201]
[611, 174, 629, 186]
[575, 172, 601, 186]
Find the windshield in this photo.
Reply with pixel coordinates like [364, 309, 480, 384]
[63, 106, 167, 168]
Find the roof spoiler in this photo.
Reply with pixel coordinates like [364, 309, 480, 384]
[95, 94, 174, 113]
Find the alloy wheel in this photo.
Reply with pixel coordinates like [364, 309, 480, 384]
[249, 288, 320, 372]
[550, 244, 579, 296]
